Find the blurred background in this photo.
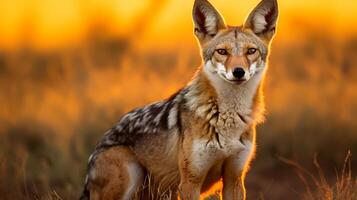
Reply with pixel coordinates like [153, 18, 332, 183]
[0, 0, 356, 199]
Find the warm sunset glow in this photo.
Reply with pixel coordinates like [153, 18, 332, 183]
[1, 0, 357, 49]
[0, 0, 356, 199]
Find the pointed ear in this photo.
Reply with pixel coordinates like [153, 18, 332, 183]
[244, 0, 278, 42]
[193, 0, 226, 42]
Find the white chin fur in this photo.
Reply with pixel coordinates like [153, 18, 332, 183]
[204, 61, 262, 83]
[204, 61, 232, 83]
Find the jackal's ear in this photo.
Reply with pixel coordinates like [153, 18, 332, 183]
[193, 0, 226, 42]
[244, 0, 278, 42]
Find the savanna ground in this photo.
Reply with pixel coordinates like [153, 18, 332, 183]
[1, 0, 357, 199]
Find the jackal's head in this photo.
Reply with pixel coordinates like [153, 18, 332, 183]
[193, 0, 278, 84]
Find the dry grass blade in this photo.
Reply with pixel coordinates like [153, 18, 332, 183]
[297, 170, 314, 200]
[279, 152, 357, 200]
[278, 156, 320, 188]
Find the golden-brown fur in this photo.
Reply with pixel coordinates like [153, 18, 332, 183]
[81, 0, 278, 199]
[88, 147, 143, 200]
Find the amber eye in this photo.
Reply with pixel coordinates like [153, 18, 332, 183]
[247, 48, 257, 55]
[216, 49, 228, 55]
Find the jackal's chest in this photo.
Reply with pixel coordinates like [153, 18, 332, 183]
[200, 109, 251, 158]
[214, 127, 246, 155]
[189, 134, 245, 174]
[192, 126, 246, 160]
[215, 109, 250, 138]
[216, 110, 250, 132]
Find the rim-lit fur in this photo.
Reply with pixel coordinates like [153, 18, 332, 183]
[81, 0, 278, 199]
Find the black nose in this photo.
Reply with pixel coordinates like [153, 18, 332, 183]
[232, 68, 245, 79]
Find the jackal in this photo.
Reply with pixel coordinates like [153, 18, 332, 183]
[81, 0, 278, 199]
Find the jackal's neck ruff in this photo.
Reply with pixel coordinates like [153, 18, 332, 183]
[204, 60, 265, 124]
[184, 62, 265, 135]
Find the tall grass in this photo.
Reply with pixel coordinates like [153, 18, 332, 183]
[0, 32, 356, 199]
[279, 151, 357, 200]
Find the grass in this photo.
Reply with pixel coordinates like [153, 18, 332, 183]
[279, 151, 357, 200]
[0, 31, 356, 199]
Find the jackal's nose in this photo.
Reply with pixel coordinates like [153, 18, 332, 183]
[232, 68, 245, 79]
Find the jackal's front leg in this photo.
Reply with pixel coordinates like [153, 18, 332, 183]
[222, 163, 245, 200]
[177, 141, 212, 200]
[223, 135, 255, 200]
[178, 157, 206, 200]
[178, 180, 201, 200]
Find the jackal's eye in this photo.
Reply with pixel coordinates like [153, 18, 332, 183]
[247, 48, 257, 55]
[216, 49, 228, 55]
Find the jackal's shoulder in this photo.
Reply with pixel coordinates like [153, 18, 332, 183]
[96, 88, 188, 149]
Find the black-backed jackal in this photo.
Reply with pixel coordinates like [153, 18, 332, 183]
[81, 0, 278, 199]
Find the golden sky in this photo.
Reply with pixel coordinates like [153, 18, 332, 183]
[1, 0, 357, 50]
